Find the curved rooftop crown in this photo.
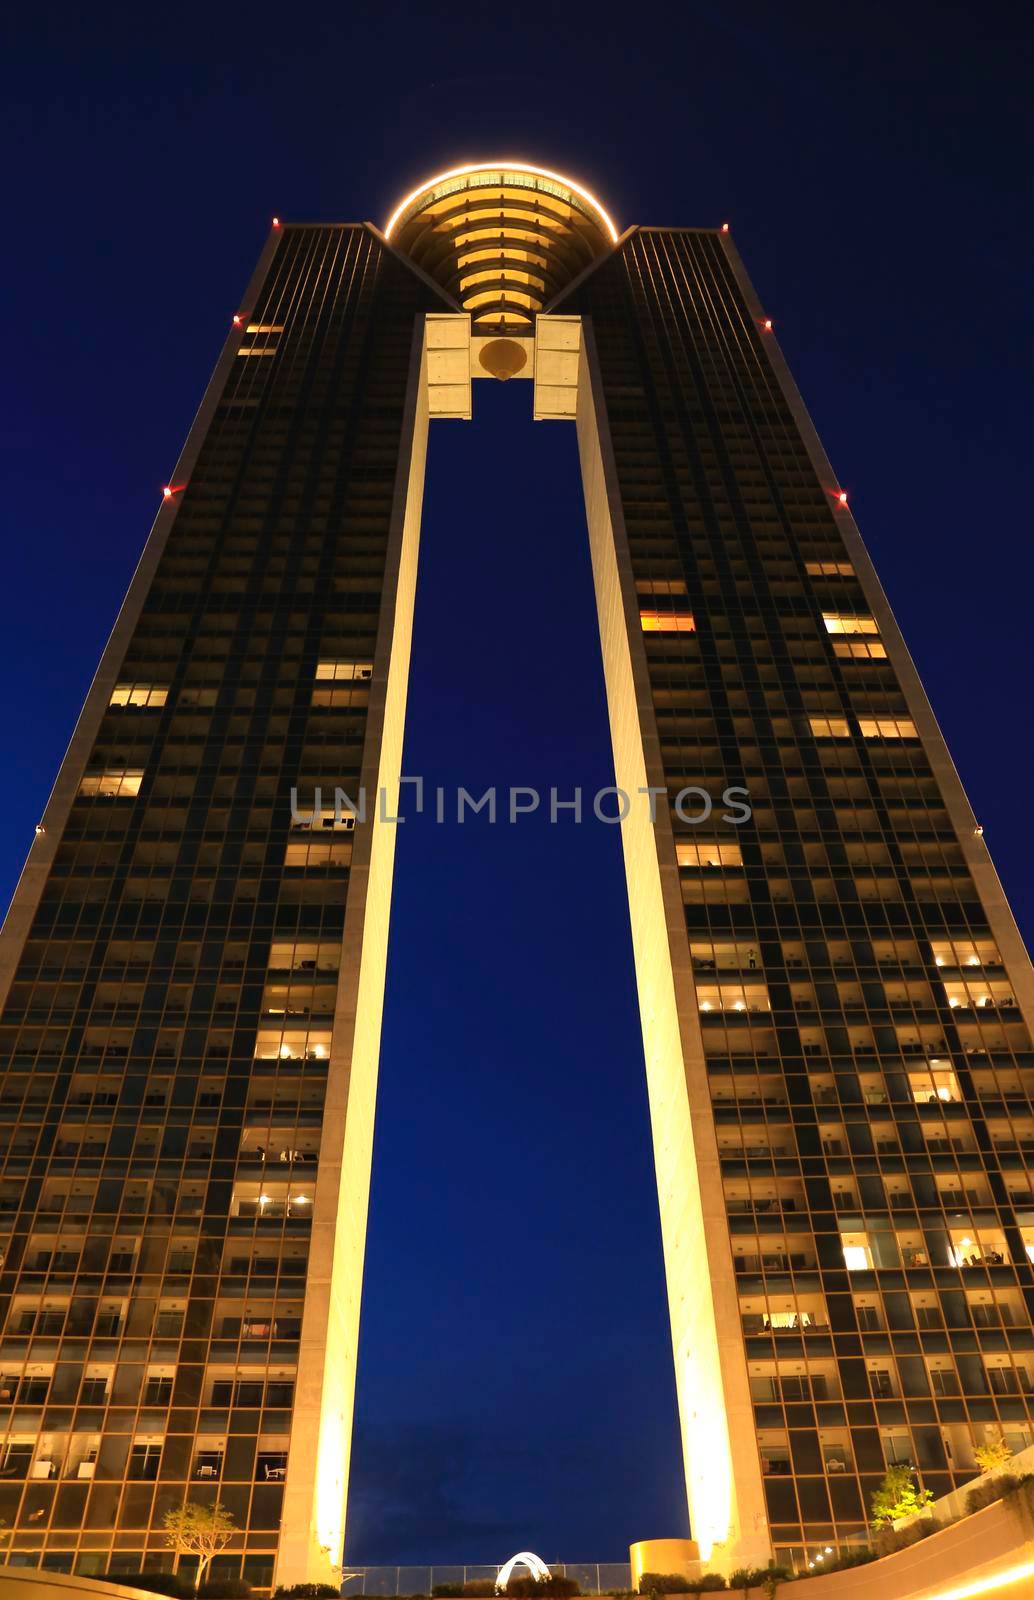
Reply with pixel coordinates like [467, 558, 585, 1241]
[384, 162, 617, 332]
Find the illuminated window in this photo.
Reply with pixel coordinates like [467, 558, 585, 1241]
[809, 717, 851, 738]
[676, 840, 743, 868]
[284, 841, 352, 868]
[640, 611, 696, 632]
[805, 561, 854, 576]
[908, 1065, 960, 1104]
[236, 347, 277, 357]
[841, 1232, 873, 1271]
[949, 1226, 1008, 1268]
[635, 578, 689, 595]
[931, 939, 1002, 969]
[254, 1030, 332, 1063]
[691, 941, 761, 971]
[266, 942, 340, 974]
[696, 983, 770, 1014]
[315, 662, 372, 681]
[822, 613, 879, 635]
[858, 717, 917, 739]
[313, 662, 373, 702]
[833, 638, 887, 659]
[245, 324, 284, 334]
[943, 978, 1014, 1010]
[109, 684, 168, 708]
[291, 808, 355, 833]
[78, 771, 143, 798]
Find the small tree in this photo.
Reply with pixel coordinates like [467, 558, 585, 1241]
[162, 1501, 237, 1586]
[870, 1463, 934, 1527]
[974, 1431, 1014, 1474]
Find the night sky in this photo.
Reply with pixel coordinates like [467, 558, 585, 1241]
[3, 0, 1033, 1568]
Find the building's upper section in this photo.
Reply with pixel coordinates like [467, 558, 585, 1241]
[384, 161, 617, 332]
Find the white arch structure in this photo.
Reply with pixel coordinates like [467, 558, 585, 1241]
[495, 1552, 553, 1592]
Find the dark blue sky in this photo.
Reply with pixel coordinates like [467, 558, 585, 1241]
[3, 0, 1033, 1566]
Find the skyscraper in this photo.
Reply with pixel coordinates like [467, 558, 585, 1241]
[2, 163, 1033, 1587]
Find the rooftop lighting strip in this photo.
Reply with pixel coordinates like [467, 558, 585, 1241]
[384, 161, 619, 243]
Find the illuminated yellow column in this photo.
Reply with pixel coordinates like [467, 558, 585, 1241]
[568, 316, 772, 1574]
[275, 320, 436, 1587]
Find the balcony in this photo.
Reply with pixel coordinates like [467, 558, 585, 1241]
[742, 1313, 828, 1335]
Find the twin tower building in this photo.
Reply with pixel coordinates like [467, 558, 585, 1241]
[1, 164, 1033, 1589]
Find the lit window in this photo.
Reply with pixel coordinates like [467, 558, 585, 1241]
[858, 717, 917, 739]
[109, 684, 168, 708]
[809, 717, 851, 738]
[236, 347, 277, 357]
[931, 939, 1001, 969]
[245, 324, 284, 334]
[833, 639, 887, 659]
[266, 941, 340, 974]
[691, 941, 761, 971]
[315, 662, 373, 681]
[254, 1030, 332, 1063]
[635, 578, 689, 595]
[805, 561, 854, 576]
[823, 613, 879, 635]
[284, 842, 352, 867]
[908, 1066, 960, 1104]
[696, 983, 770, 1013]
[841, 1231, 873, 1270]
[79, 771, 143, 798]
[640, 611, 696, 632]
[291, 808, 356, 834]
[949, 1228, 1007, 1268]
[676, 840, 743, 868]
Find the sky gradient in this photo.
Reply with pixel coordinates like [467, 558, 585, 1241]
[3, 0, 1033, 1565]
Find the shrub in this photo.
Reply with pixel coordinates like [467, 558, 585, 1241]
[728, 1571, 768, 1597]
[433, 1586, 496, 1599]
[198, 1582, 253, 1598]
[872, 1516, 940, 1556]
[967, 1472, 1020, 1513]
[101, 1576, 193, 1598]
[637, 1578, 725, 1596]
[274, 1589, 342, 1599]
[819, 1549, 876, 1573]
[507, 1580, 580, 1598]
